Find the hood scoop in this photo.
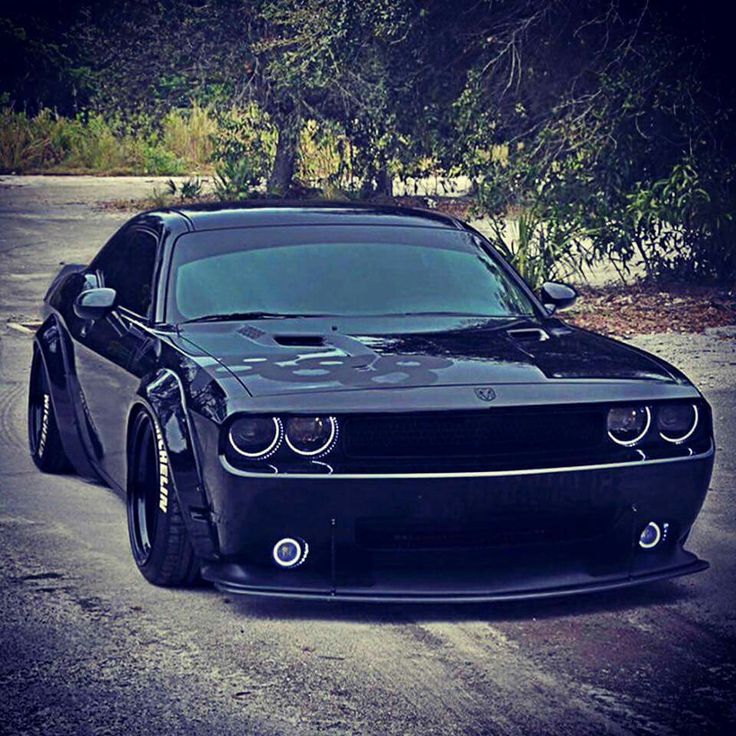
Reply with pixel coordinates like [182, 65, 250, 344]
[507, 327, 550, 343]
[272, 334, 327, 347]
[237, 324, 331, 349]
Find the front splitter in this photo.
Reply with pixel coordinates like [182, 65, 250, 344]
[202, 558, 709, 604]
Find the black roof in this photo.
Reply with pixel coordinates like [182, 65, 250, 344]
[159, 199, 464, 231]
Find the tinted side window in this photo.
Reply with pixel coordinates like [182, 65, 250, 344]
[94, 228, 158, 316]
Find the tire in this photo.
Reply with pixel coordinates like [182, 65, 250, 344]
[126, 410, 200, 587]
[28, 350, 72, 474]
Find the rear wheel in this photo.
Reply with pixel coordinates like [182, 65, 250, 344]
[28, 351, 71, 474]
[127, 411, 200, 587]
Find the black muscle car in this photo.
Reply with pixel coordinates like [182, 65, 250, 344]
[28, 202, 714, 601]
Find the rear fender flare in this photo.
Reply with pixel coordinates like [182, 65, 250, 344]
[33, 316, 97, 477]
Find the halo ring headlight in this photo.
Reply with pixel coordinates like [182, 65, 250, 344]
[284, 416, 338, 457]
[228, 416, 282, 459]
[272, 537, 308, 568]
[639, 522, 662, 549]
[607, 406, 651, 447]
[658, 404, 699, 444]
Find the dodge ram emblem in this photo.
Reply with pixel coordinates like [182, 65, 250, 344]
[474, 387, 497, 402]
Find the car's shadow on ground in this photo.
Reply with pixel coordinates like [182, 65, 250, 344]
[219, 578, 697, 624]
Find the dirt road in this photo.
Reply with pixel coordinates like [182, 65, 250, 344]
[1, 175, 735, 735]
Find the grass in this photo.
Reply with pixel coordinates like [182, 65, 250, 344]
[0, 106, 218, 175]
[0, 105, 457, 200]
[161, 104, 217, 171]
[0, 105, 349, 180]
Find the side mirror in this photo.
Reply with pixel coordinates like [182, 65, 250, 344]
[540, 281, 578, 313]
[74, 287, 117, 321]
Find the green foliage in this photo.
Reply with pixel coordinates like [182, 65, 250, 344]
[609, 159, 736, 282]
[2, 0, 734, 284]
[69, 1, 257, 121]
[178, 177, 204, 200]
[141, 144, 186, 176]
[166, 177, 204, 201]
[213, 159, 263, 201]
[254, 0, 417, 194]
[467, 7, 736, 284]
[0, 108, 128, 173]
[0, 107, 207, 175]
[477, 196, 584, 290]
[0, 12, 93, 114]
[297, 119, 355, 194]
[210, 105, 275, 199]
[161, 104, 217, 170]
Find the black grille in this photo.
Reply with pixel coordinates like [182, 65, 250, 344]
[343, 406, 606, 460]
[355, 511, 615, 550]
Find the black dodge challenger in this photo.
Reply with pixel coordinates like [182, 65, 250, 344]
[28, 202, 714, 601]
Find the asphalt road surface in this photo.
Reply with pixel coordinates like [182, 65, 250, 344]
[1, 176, 735, 736]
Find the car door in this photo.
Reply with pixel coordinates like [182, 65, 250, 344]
[70, 224, 161, 488]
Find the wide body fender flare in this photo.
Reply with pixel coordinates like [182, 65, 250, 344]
[33, 316, 98, 478]
[133, 368, 220, 561]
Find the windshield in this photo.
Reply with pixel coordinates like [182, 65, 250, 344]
[167, 225, 537, 323]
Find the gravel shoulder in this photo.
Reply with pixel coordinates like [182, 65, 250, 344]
[1, 175, 735, 736]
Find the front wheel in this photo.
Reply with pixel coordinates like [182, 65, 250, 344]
[28, 350, 72, 474]
[127, 410, 200, 587]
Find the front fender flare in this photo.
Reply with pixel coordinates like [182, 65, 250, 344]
[133, 369, 219, 560]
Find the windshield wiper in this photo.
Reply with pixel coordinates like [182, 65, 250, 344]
[179, 311, 536, 325]
[382, 311, 533, 319]
[386, 312, 537, 331]
[179, 311, 335, 325]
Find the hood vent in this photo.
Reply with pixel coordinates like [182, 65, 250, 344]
[507, 327, 550, 343]
[238, 325, 267, 339]
[273, 334, 327, 347]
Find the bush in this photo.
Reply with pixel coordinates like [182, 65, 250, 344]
[471, 63, 736, 286]
[213, 158, 263, 201]
[210, 105, 275, 198]
[597, 159, 736, 283]
[141, 143, 186, 175]
[297, 119, 354, 193]
[0, 108, 73, 172]
[476, 195, 584, 289]
[0, 107, 206, 175]
[161, 103, 217, 170]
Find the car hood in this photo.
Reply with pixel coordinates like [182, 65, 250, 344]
[176, 317, 682, 398]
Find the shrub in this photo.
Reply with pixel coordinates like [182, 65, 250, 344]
[210, 105, 275, 199]
[166, 177, 204, 201]
[141, 143, 186, 175]
[297, 119, 354, 192]
[213, 158, 263, 201]
[477, 196, 584, 289]
[0, 108, 73, 172]
[0, 107, 202, 175]
[161, 103, 217, 170]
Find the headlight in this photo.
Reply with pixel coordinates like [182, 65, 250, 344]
[607, 406, 651, 446]
[284, 416, 338, 456]
[228, 416, 282, 458]
[658, 404, 698, 443]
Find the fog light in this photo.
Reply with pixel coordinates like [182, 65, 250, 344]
[272, 537, 308, 568]
[639, 522, 662, 549]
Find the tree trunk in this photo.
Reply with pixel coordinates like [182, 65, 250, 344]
[268, 116, 301, 195]
[376, 163, 393, 198]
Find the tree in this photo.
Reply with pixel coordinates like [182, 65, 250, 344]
[458, 0, 736, 283]
[252, 0, 417, 194]
[0, 1, 96, 114]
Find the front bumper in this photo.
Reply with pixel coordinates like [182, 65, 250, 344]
[202, 557, 709, 602]
[199, 447, 714, 602]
